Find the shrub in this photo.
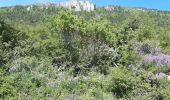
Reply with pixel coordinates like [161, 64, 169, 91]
[158, 78, 170, 100]
[104, 67, 139, 98]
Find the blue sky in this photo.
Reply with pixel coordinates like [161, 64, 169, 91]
[0, 0, 170, 11]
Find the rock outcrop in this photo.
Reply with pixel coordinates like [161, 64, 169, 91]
[60, 0, 95, 11]
[26, 0, 95, 12]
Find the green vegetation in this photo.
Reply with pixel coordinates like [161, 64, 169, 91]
[1, 5, 170, 99]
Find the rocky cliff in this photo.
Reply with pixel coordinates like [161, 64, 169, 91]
[25, 0, 95, 12]
[59, 0, 95, 11]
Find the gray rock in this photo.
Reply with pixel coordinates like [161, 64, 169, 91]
[9, 65, 17, 73]
[155, 72, 167, 80]
[60, 0, 95, 11]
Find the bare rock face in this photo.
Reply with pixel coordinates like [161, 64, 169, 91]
[26, 0, 95, 12]
[60, 0, 95, 11]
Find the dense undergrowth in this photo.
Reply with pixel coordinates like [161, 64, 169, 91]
[1, 5, 170, 99]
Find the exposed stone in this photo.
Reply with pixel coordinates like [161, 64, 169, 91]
[9, 65, 17, 73]
[105, 6, 115, 11]
[26, 0, 95, 12]
[60, 0, 95, 11]
[155, 72, 167, 80]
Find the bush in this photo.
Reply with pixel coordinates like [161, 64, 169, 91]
[158, 78, 170, 100]
[104, 67, 139, 98]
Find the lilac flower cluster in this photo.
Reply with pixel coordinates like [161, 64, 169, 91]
[144, 53, 170, 68]
[133, 42, 170, 68]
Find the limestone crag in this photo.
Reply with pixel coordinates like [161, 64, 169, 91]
[26, 0, 95, 12]
[60, 0, 95, 11]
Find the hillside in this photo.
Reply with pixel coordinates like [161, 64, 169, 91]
[1, 4, 170, 99]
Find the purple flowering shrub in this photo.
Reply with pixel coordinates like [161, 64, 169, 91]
[144, 53, 170, 68]
[133, 42, 170, 70]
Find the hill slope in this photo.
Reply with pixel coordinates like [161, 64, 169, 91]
[1, 5, 170, 99]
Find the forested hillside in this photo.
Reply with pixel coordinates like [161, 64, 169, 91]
[1, 5, 170, 99]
